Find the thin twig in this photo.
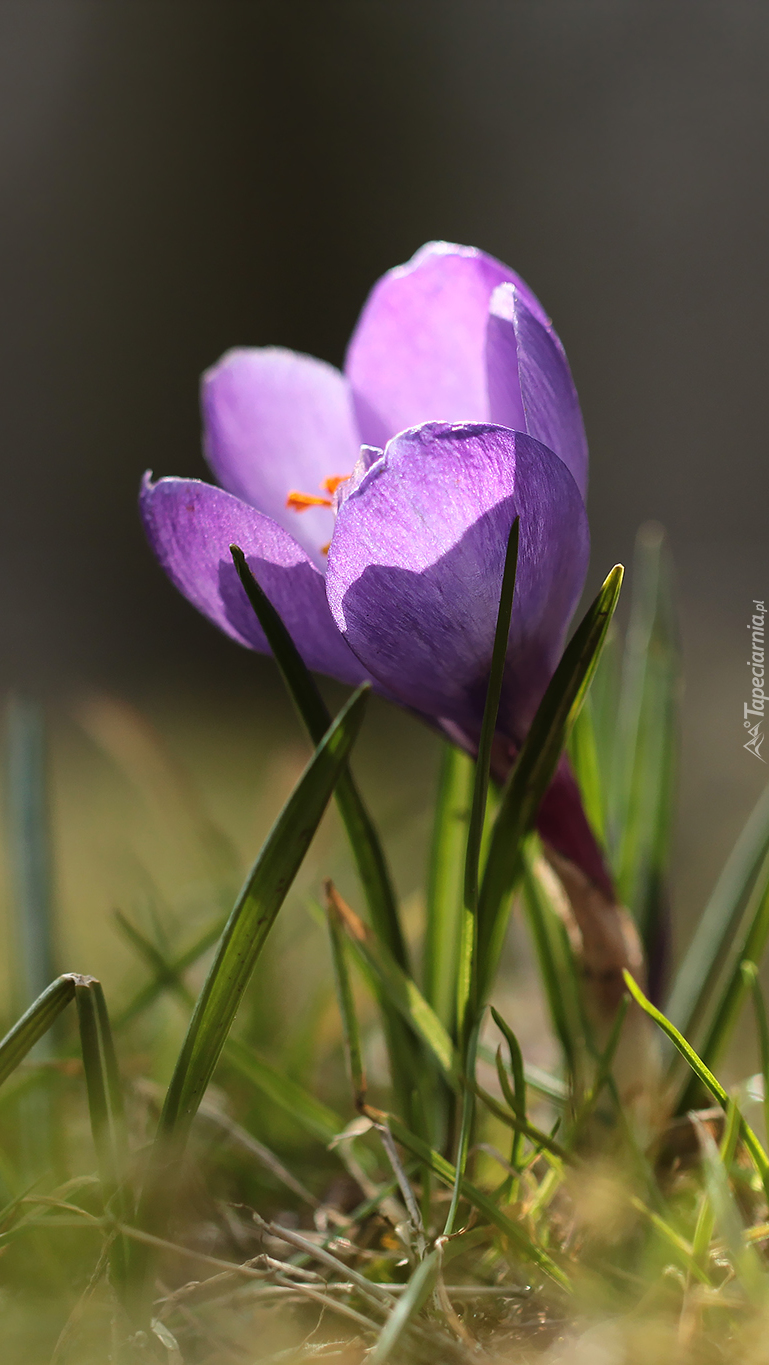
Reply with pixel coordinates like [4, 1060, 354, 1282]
[251, 1213, 398, 1312]
[375, 1122, 427, 1257]
[269, 1270, 382, 1334]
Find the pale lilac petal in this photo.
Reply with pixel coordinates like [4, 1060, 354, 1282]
[201, 347, 362, 566]
[487, 283, 588, 499]
[344, 242, 549, 447]
[140, 475, 368, 687]
[325, 423, 589, 739]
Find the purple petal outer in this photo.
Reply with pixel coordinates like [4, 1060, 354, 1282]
[344, 242, 549, 448]
[140, 474, 368, 687]
[201, 347, 362, 566]
[324, 422, 589, 740]
[487, 283, 589, 500]
[334, 445, 383, 513]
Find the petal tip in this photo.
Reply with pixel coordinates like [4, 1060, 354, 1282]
[489, 281, 518, 322]
[201, 346, 244, 389]
[139, 470, 160, 509]
[391, 239, 493, 283]
[489, 280, 552, 332]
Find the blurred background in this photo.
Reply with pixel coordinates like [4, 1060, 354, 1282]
[0, 1, 767, 1022]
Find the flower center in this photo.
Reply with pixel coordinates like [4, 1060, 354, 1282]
[285, 474, 349, 513]
[285, 474, 350, 558]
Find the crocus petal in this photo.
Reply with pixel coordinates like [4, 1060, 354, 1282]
[325, 422, 589, 739]
[140, 474, 368, 687]
[344, 242, 549, 448]
[487, 283, 588, 499]
[201, 347, 362, 566]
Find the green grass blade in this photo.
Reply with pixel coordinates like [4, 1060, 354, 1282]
[113, 905, 370, 1163]
[366, 1251, 440, 1365]
[568, 624, 624, 852]
[74, 977, 130, 1288]
[475, 1044, 569, 1106]
[464, 517, 519, 919]
[327, 894, 367, 1110]
[155, 683, 369, 1146]
[690, 1189, 715, 1273]
[678, 848, 769, 1111]
[692, 1106, 765, 1302]
[521, 1062, 568, 1104]
[223, 1038, 343, 1145]
[456, 517, 518, 1060]
[630, 1194, 710, 1285]
[585, 625, 621, 800]
[520, 842, 584, 1084]
[113, 914, 227, 1029]
[666, 780, 769, 1040]
[326, 884, 458, 1084]
[567, 698, 606, 845]
[478, 566, 624, 1000]
[568, 996, 629, 1143]
[471, 1083, 570, 1163]
[743, 961, 769, 1145]
[610, 525, 679, 952]
[116, 901, 402, 1155]
[74, 980, 128, 1194]
[114, 912, 348, 1147]
[491, 1007, 526, 1172]
[690, 1070, 742, 1276]
[622, 970, 769, 1197]
[442, 1019, 479, 1237]
[113, 910, 197, 1011]
[494, 1046, 520, 1120]
[230, 545, 407, 969]
[379, 1110, 570, 1289]
[424, 742, 474, 1039]
[0, 976, 77, 1086]
[231, 545, 419, 1124]
[130, 687, 369, 1303]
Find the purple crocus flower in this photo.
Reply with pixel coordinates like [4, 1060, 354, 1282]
[140, 242, 614, 913]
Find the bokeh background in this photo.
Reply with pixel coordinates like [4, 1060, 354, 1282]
[0, 1, 767, 1024]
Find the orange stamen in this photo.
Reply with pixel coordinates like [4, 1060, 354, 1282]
[320, 541, 331, 556]
[286, 490, 334, 512]
[321, 474, 349, 495]
[286, 473, 351, 513]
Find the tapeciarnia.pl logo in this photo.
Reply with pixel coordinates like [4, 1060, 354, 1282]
[744, 599, 767, 761]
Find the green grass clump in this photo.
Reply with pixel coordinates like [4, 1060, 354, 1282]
[2, 525, 769, 1363]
